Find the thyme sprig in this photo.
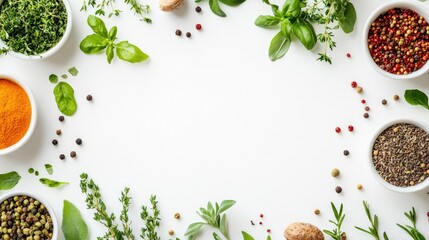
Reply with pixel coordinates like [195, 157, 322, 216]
[397, 207, 425, 240]
[140, 195, 161, 240]
[120, 188, 136, 240]
[323, 202, 345, 240]
[355, 201, 389, 240]
[81, 0, 151, 22]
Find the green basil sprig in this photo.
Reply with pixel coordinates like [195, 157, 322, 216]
[196, 0, 245, 17]
[54, 82, 77, 116]
[0, 171, 21, 190]
[404, 89, 429, 110]
[80, 15, 149, 63]
[39, 178, 69, 188]
[62, 200, 89, 240]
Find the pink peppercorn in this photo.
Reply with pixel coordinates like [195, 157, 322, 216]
[196, 24, 202, 30]
[267, 229, 271, 233]
[259, 222, 263, 225]
[335, 127, 341, 133]
[260, 214, 264, 218]
[346, 53, 351, 58]
[351, 81, 357, 88]
[348, 125, 354, 132]
[361, 99, 366, 104]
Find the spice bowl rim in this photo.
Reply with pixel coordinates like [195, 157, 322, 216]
[0, 0, 72, 60]
[362, 0, 429, 80]
[369, 119, 429, 193]
[0, 191, 58, 239]
[0, 73, 37, 155]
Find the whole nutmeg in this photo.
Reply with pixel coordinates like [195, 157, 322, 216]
[159, 0, 185, 11]
[284, 222, 324, 240]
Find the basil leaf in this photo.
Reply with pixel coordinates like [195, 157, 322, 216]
[219, 0, 245, 7]
[269, 31, 291, 61]
[80, 34, 109, 54]
[184, 222, 206, 237]
[262, 0, 280, 16]
[87, 15, 108, 38]
[39, 178, 69, 188]
[53, 82, 77, 116]
[61, 74, 68, 79]
[209, 0, 226, 17]
[62, 200, 89, 240]
[49, 74, 58, 83]
[109, 26, 118, 41]
[68, 67, 78, 76]
[339, 2, 356, 34]
[281, 19, 292, 36]
[106, 45, 115, 64]
[242, 231, 255, 240]
[404, 89, 429, 110]
[0, 171, 21, 190]
[255, 15, 280, 27]
[284, 0, 301, 18]
[115, 41, 149, 63]
[292, 19, 317, 50]
[44, 164, 53, 175]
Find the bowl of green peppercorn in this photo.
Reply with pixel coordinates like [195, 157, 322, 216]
[0, 0, 72, 60]
[0, 191, 58, 239]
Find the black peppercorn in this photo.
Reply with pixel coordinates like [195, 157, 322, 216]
[343, 150, 350, 156]
[364, 113, 369, 118]
[382, 99, 387, 105]
[175, 29, 182, 36]
[59, 154, 65, 160]
[186, 32, 191, 38]
[70, 151, 76, 158]
[52, 139, 58, 146]
[56, 129, 62, 136]
[365, 106, 370, 111]
[76, 138, 82, 145]
[195, 6, 202, 12]
[59, 116, 65, 122]
[335, 186, 342, 193]
[86, 95, 93, 101]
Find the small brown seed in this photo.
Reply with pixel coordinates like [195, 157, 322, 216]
[86, 95, 93, 101]
[76, 138, 82, 145]
[314, 209, 320, 215]
[357, 184, 363, 190]
[382, 99, 387, 105]
[70, 151, 76, 158]
[175, 29, 182, 36]
[331, 168, 340, 177]
[186, 32, 192, 38]
[365, 106, 370, 111]
[56, 129, 62, 136]
[343, 150, 350, 156]
[168, 230, 174, 236]
[364, 113, 369, 118]
[59, 154, 65, 160]
[174, 213, 180, 219]
[356, 86, 363, 93]
[335, 186, 342, 193]
[58, 116, 65, 122]
[393, 95, 400, 101]
[52, 139, 58, 146]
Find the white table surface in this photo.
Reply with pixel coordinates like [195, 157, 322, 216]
[1, 0, 429, 239]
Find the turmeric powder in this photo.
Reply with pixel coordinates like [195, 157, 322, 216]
[0, 79, 32, 149]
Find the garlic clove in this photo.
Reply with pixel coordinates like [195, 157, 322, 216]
[159, 0, 185, 12]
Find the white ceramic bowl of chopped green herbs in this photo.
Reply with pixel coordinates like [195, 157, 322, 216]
[0, 0, 72, 60]
[369, 119, 429, 193]
[0, 191, 58, 239]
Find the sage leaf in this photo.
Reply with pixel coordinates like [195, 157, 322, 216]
[209, 0, 226, 17]
[115, 41, 149, 63]
[0, 171, 21, 190]
[80, 34, 109, 54]
[219, 0, 245, 7]
[68, 67, 78, 76]
[269, 31, 291, 61]
[218, 200, 236, 214]
[339, 2, 356, 34]
[293, 19, 317, 50]
[49, 74, 58, 83]
[255, 15, 280, 27]
[88, 15, 108, 38]
[405, 89, 429, 110]
[219, 214, 229, 238]
[53, 82, 77, 116]
[39, 178, 69, 188]
[44, 164, 53, 175]
[242, 231, 255, 240]
[62, 200, 89, 240]
[106, 45, 115, 64]
[184, 222, 206, 237]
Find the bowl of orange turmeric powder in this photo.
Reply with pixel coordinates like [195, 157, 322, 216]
[0, 73, 37, 155]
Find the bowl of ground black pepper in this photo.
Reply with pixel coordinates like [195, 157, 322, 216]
[363, 1, 429, 80]
[0, 73, 37, 155]
[370, 119, 429, 192]
[0, 191, 58, 239]
[0, 0, 72, 60]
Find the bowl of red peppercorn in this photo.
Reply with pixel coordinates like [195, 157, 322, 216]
[363, 1, 429, 79]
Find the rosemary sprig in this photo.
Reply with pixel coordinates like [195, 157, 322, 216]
[397, 207, 425, 240]
[355, 201, 389, 240]
[140, 195, 161, 240]
[120, 188, 136, 240]
[323, 202, 345, 240]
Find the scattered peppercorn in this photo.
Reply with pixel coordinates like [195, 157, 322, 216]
[357, 184, 363, 190]
[331, 168, 340, 177]
[260, 214, 264, 218]
[174, 213, 180, 219]
[175, 29, 182, 36]
[335, 186, 342, 193]
[393, 95, 400, 101]
[75, 138, 82, 145]
[186, 32, 192, 38]
[361, 99, 366, 104]
[59, 116, 65, 122]
[56, 129, 62, 136]
[59, 154, 65, 160]
[365, 106, 370, 111]
[346, 53, 351, 58]
[343, 150, 350, 156]
[348, 125, 354, 132]
[364, 113, 369, 118]
[195, 6, 202, 12]
[382, 99, 387, 105]
[427, 211, 429, 217]
[196, 24, 202, 30]
[351, 81, 357, 88]
[259, 222, 263, 225]
[335, 127, 341, 133]
[314, 209, 320, 215]
[267, 229, 271, 233]
[356, 86, 363, 93]
[86, 95, 93, 101]
[52, 139, 58, 146]
[168, 230, 175, 235]
[70, 151, 76, 158]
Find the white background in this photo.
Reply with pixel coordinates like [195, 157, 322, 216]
[1, 0, 429, 239]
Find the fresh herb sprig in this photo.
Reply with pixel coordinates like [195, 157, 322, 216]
[323, 202, 345, 240]
[140, 195, 161, 240]
[185, 200, 236, 240]
[196, 0, 245, 17]
[397, 207, 425, 240]
[80, 15, 149, 64]
[355, 201, 389, 240]
[81, 0, 151, 22]
[120, 188, 136, 240]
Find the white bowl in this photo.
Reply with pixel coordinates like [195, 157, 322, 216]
[0, 0, 72, 60]
[0, 191, 58, 239]
[362, 1, 429, 80]
[369, 119, 429, 193]
[0, 73, 37, 155]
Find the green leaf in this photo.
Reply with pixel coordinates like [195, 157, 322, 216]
[68, 67, 79, 77]
[268, 31, 291, 61]
[115, 41, 149, 63]
[49, 74, 58, 83]
[212, 232, 222, 240]
[0, 171, 21, 190]
[292, 19, 317, 50]
[255, 15, 280, 27]
[28, 168, 35, 174]
[54, 82, 77, 116]
[284, 0, 301, 18]
[44, 164, 53, 175]
[62, 200, 89, 240]
[106, 45, 115, 64]
[338, 2, 356, 33]
[87, 15, 108, 37]
[61, 74, 68, 79]
[184, 222, 206, 237]
[219, 0, 245, 7]
[262, 0, 279, 16]
[109, 26, 118, 40]
[80, 34, 109, 54]
[267, 235, 272, 240]
[39, 178, 69, 188]
[242, 231, 255, 240]
[404, 89, 429, 110]
[209, 0, 226, 17]
[280, 19, 292, 36]
[218, 200, 236, 214]
[219, 214, 229, 238]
